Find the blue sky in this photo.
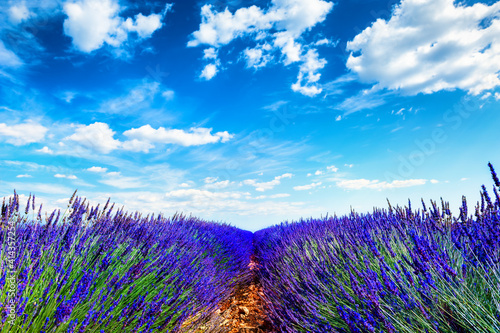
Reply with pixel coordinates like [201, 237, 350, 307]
[1, 0, 499, 231]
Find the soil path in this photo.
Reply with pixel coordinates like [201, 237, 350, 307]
[219, 255, 275, 333]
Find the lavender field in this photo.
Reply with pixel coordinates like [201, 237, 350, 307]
[1, 164, 500, 333]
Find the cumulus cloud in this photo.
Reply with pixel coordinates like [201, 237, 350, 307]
[291, 49, 327, 96]
[327, 165, 338, 172]
[0, 121, 47, 145]
[64, 122, 121, 154]
[188, 0, 333, 94]
[293, 181, 322, 191]
[243, 173, 292, 192]
[336, 178, 427, 190]
[203, 47, 218, 60]
[243, 44, 273, 69]
[346, 0, 500, 95]
[63, 0, 171, 53]
[200, 63, 218, 80]
[36, 146, 54, 154]
[8, 2, 31, 24]
[62, 121, 234, 154]
[87, 166, 108, 173]
[123, 124, 234, 147]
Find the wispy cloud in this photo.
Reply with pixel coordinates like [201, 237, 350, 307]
[243, 173, 293, 192]
[16, 174, 32, 178]
[54, 174, 77, 180]
[336, 178, 427, 190]
[294, 181, 322, 191]
[99, 171, 144, 189]
[97, 81, 160, 115]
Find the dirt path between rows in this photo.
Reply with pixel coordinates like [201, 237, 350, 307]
[218, 255, 275, 333]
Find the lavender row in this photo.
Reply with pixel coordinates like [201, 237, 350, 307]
[254, 163, 500, 332]
[0, 193, 253, 332]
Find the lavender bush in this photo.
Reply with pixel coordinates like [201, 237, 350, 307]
[0, 193, 253, 332]
[254, 163, 500, 332]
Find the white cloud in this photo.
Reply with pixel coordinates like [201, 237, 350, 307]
[54, 174, 78, 180]
[99, 81, 159, 114]
[276, 173, 293, 180]
[430, 179, 439, 184]
[335, 115, 342, 121]
[87, 166, 107, 173]
[0, 121, 47, 145]
[204, 180, 232, 189]
[16, 174, 32, 178]
[64, 122, 121, 154]
[344, 163, 354, 168]
[63, 0, 171, 53]
[495, 92, 500, 100]
[123, 124, 234, 147]
[243, 44, 273, 69]
[8, 2, 31, 24]
[188, 0, 334, 95]
[122, 9, 168, 39]
[203, 47, 218, 60]
[204, 176, 218, 184]
[315, 38, 336, 46]
[61, 91, 77, 103]
[315, 170, 323, 175]
[162, 89, 175, 100]
[255, 193, 290, 199]
[99, 171, 144, 189]
[336, 178, 427, 190]
[327, 165, 338, 172]
[121, 139, 155, 153]
[165, 188, 244, 200]
[347, 0, 500, 95]
[200, 63, 218, 80]
[187, 5, 270, 47]
[291, 49, 326, 96]
[461, 177, 468, 181]
[336, 88, 387, 114]
[294, 181, 322, 191]
[36, 146, 54, 154]
[179, 182, 191, 188]
[243, 173, 292, 192]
